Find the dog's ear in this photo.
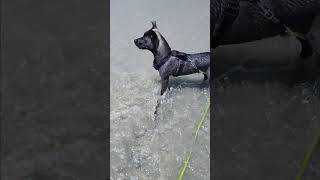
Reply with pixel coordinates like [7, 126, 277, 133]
[151, 21, 158, 29]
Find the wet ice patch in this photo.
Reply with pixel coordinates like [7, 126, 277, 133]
[111, 71, 210, 179]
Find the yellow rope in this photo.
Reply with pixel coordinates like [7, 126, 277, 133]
[294, 128, 320, 180]
[178, 100, 210, 180]
[178, 101, 319, 180]
[284, 25, 305, 40]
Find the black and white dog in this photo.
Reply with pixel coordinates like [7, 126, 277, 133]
[134, 21, 210, 95]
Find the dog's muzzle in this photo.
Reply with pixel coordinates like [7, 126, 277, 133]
[134, 38, 144, 49]
[134, 39, 141, 46]
[134, 39, 141, 47]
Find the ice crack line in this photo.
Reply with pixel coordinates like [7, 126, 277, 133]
[132, 95, 164, 140]
[153, 98, 162, 129]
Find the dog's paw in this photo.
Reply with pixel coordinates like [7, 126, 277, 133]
[161, 91, 167, 98]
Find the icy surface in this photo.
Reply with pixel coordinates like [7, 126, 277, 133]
[110, 0, 210, 179]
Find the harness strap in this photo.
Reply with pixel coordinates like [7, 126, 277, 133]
[153, 53, 171, 70]
[218, 0, 240, 34]
[154, 50, 204, 75]
[223, 0, 240, 16]
[173, 60, 185, 76]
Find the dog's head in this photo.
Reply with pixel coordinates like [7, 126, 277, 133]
[134, 21, 159, 50]
[134, 21, 168, 52]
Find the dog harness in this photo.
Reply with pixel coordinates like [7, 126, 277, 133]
[216, 0, 304, 39]
[173, 59, 185, 77]
[153, 53, 171, 71]
[153, 51, 185, 75]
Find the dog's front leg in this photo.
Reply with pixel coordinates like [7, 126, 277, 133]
[160, 77, 169, 95]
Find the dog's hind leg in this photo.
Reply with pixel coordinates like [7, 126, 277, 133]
[203, 73, 208, 81]
[203, 68, 210, 81]
[309, 15, 320, 68]
[307, 15, 320, 94]
[291, 14, 320, 84]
